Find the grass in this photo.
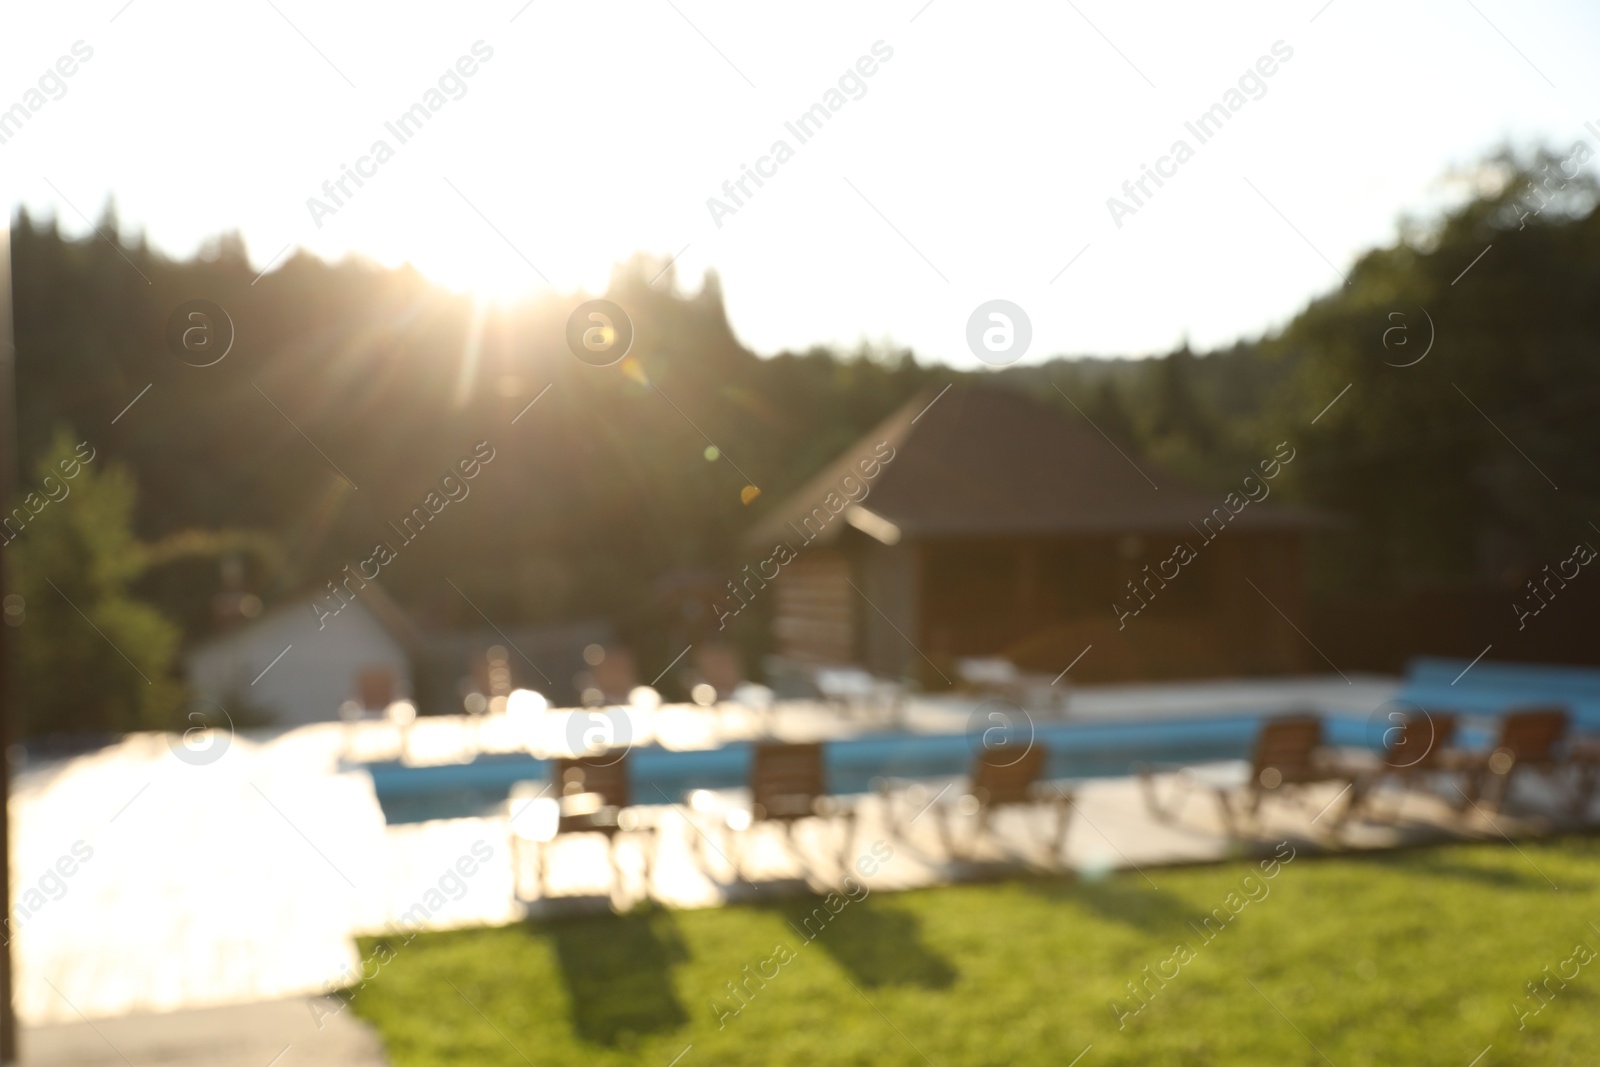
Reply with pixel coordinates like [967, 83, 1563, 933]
[351, 836, 1600, 1065]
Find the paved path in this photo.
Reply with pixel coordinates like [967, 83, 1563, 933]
[20, 996, 387, 1066]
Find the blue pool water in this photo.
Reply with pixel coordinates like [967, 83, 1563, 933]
[361, 712, 1398, 825]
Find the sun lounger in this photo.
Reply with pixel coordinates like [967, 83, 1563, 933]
[956, 657, 1069, 717]
[721, 741, 854, 875]
[938, 743, 1072, 865]
[1142, 714, 1363, 834]
[1436, 706, 1568, 813]
[509, 753, 655, 900]
[1347, 710, 1461, 818]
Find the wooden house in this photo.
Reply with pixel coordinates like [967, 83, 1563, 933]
[743, 386, 1323, 684]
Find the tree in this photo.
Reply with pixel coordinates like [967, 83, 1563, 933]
[1149, 343, 1217, 454]
[1087, 378, 1139, 448]
[8, 431, 185, 737]
[1261, 148, 1600, 593]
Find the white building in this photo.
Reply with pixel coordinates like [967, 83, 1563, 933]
[185, 585, 418, 727]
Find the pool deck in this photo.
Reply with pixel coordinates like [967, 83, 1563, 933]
[9, 672, 1594, 1061]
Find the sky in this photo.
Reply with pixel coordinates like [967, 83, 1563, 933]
[1, 0, 1597, 367]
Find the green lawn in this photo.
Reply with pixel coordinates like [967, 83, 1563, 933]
[351, 837, 1600, 1065]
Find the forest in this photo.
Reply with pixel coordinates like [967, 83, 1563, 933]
[8, 146, 1599, 736]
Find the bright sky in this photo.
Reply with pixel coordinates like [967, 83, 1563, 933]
[2, 0, 1597, 367]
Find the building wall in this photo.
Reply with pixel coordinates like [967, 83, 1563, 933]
[185, 600, 411, 726]
[1208, 532, 1308, 675]
[904, 530, 1309, 682]
[859, 538, 919, 679]
[771, 549, 854, 663]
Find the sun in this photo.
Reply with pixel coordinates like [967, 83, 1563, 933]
[419, 254, 548, 305]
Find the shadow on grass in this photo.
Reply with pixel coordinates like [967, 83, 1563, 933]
[773, 895, 957, 989]
[1027, 877, 1193, 933]
[540, 909, 689, 1046]
[1404, 853, 1583, 891]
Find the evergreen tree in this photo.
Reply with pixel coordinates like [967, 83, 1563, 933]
[8, 431, 185, 736]
[1087, 378, 1138, 447]
[1150, 343, 1216, 454]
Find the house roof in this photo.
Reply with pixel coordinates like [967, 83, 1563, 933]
[745, 385, 1323, 547]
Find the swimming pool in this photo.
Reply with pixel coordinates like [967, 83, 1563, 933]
[359, 656, 1600, 824]
[360, 711, 1406, 825]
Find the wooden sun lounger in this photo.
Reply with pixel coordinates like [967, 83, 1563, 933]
[1224, 715, 1366, 831]
[1348, 711, 1461, 819]
[523, 753, 655, 898]
[724, 742, 855, 874]
[1436, 706, 1568, 814]
[1139, 715, 1363, 835]
[939, 743, 1073, 865]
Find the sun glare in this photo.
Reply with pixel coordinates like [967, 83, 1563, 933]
[421, 254, 547, 305]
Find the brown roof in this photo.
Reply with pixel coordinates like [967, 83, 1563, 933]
[745, 385, 1322, 546]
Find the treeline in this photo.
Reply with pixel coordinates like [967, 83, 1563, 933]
[7, 146, 1599, 731]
